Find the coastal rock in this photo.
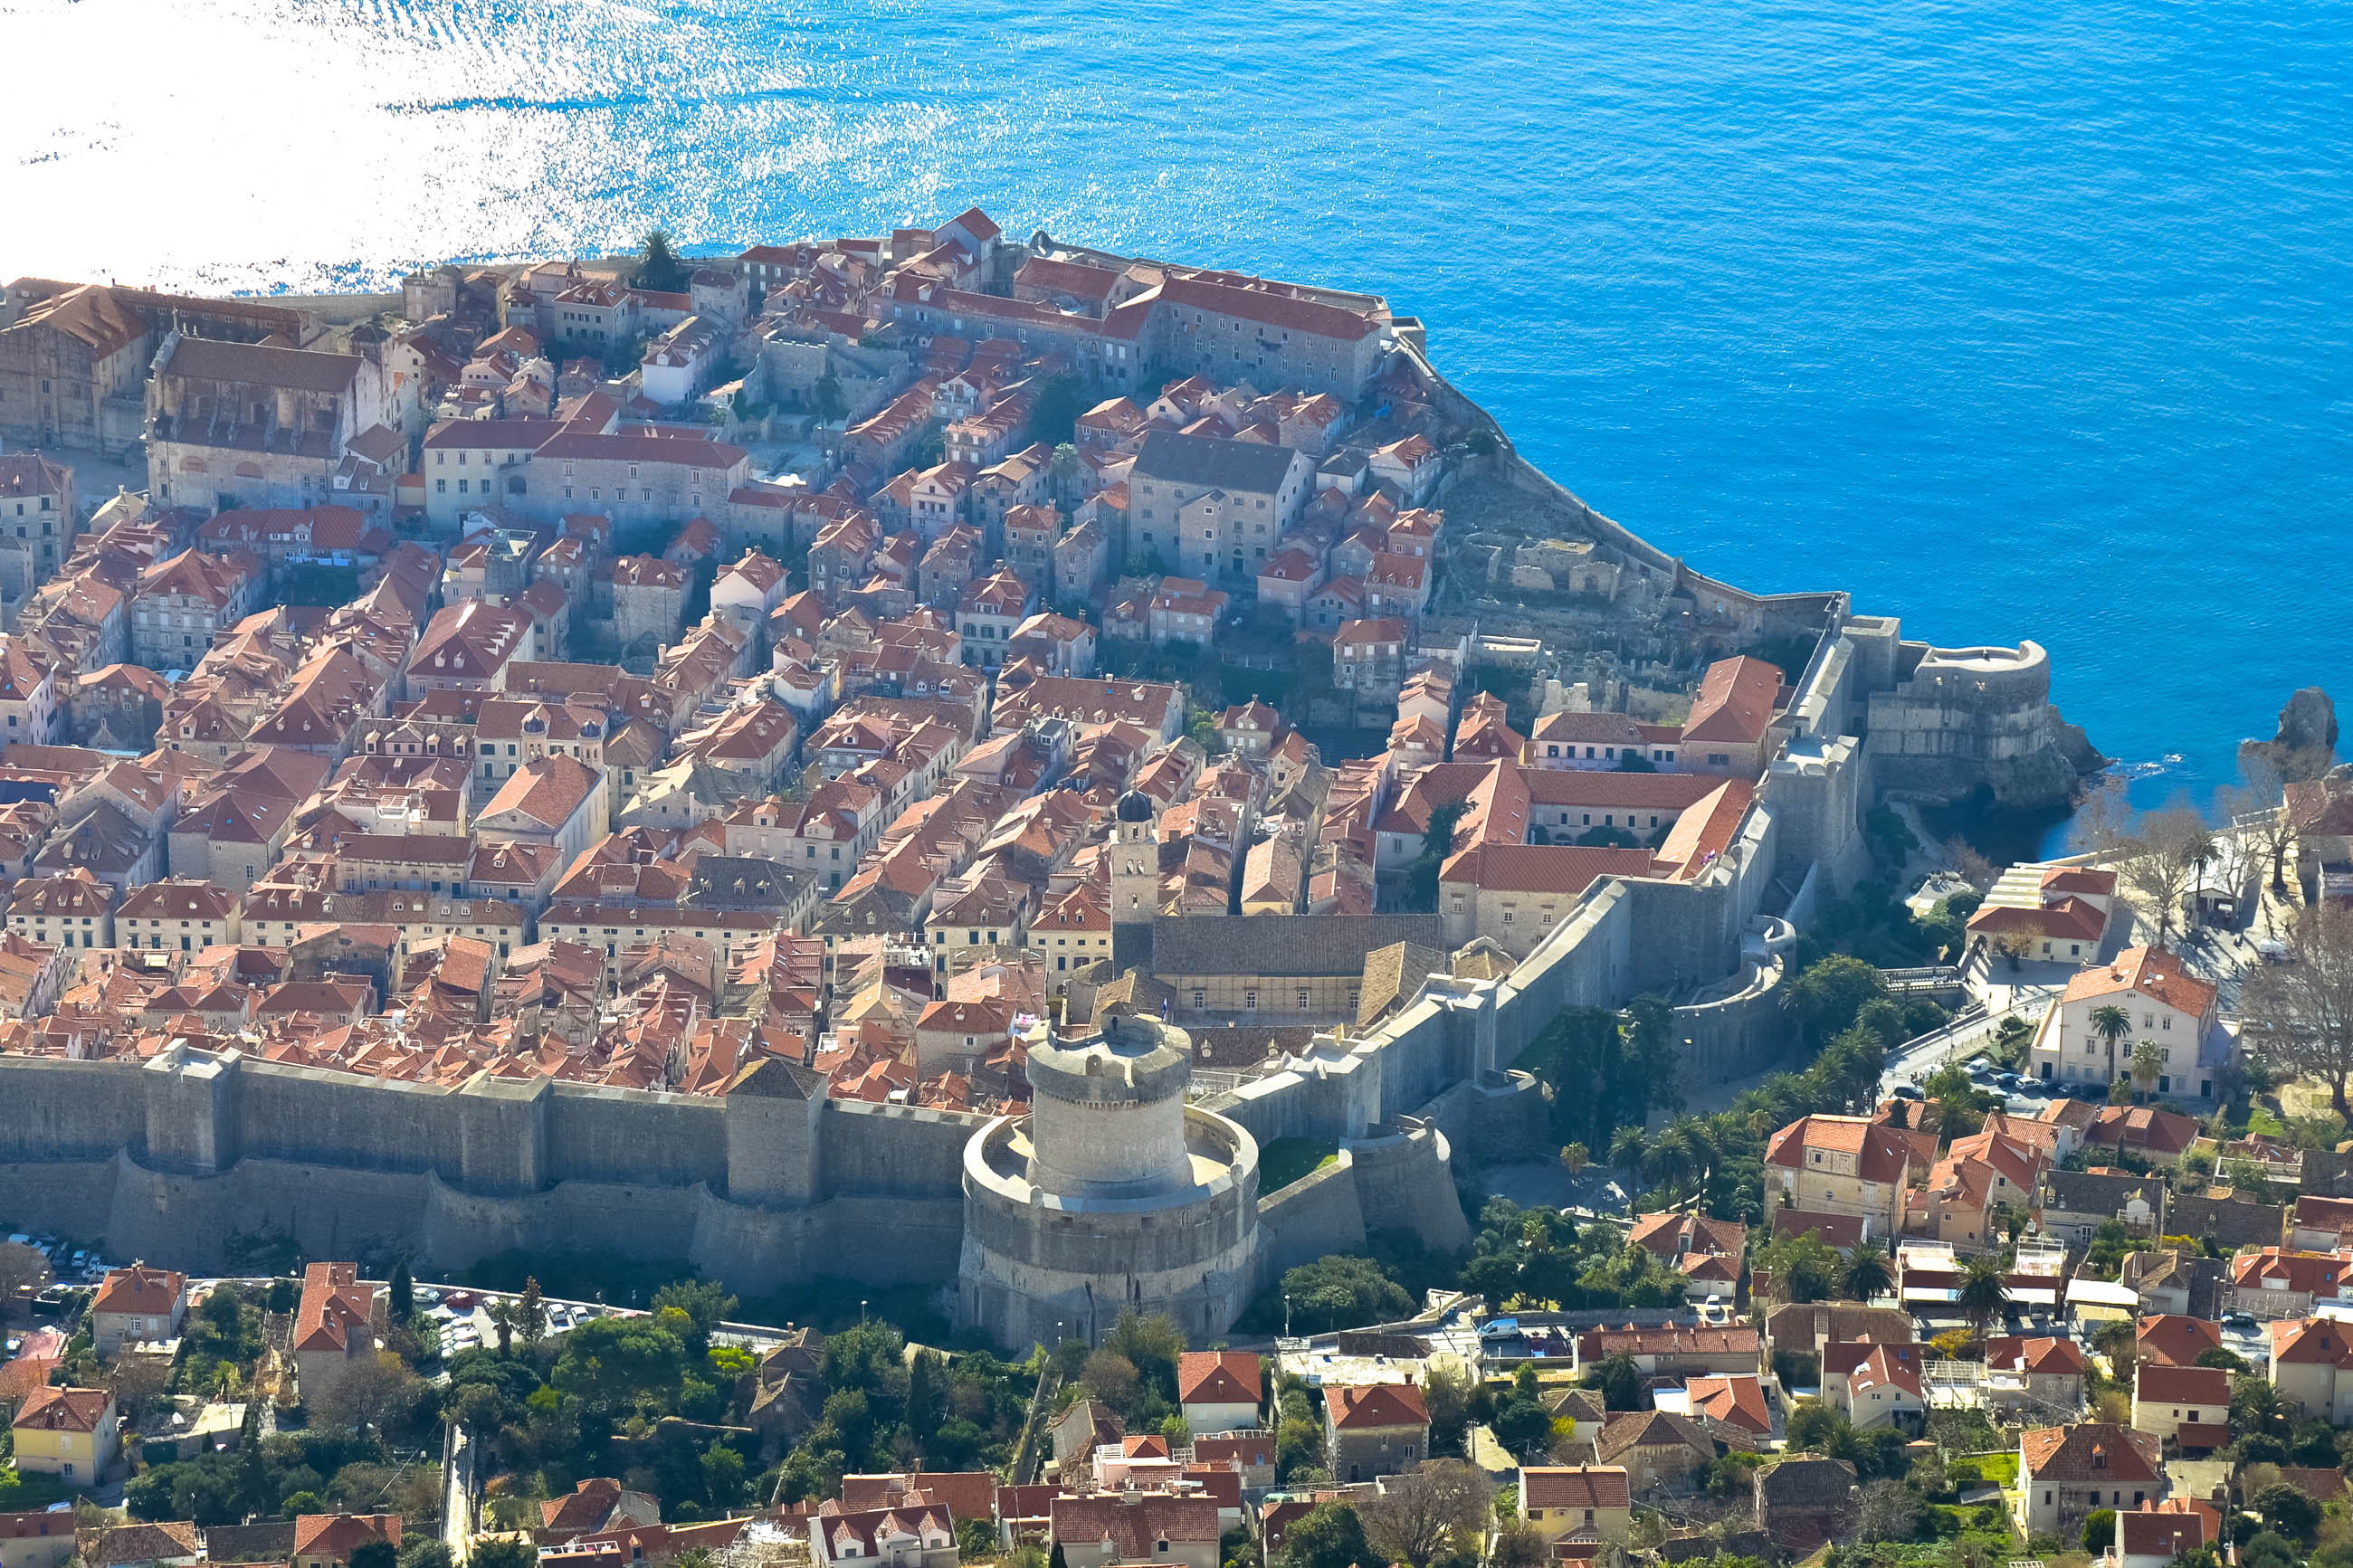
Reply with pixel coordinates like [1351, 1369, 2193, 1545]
[2238, 686, 2339, 783]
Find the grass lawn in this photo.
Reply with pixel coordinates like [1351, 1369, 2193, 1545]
[0, 1468, 73, 1509]
[1260, 1137, 1340, 1193]
[1969, 1450, 2019, 1486]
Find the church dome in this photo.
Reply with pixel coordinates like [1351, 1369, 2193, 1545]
[1115, 789, 1156, 823]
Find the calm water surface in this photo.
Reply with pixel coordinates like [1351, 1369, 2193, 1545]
[5, 0, 2348, 835]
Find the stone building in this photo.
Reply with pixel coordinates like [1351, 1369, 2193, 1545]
[146, 336, 395, 514]
[959, 1011, 1260, 1348]
[522, 429, 749, 532]
[612, 556, 689, 650]
[1325, 1382, 1429, 1483]
[0, 284, 310, 456]
[130, 549, 264, 670]
[1128, 432, 1311, 584]
[0, 453, 79, 591]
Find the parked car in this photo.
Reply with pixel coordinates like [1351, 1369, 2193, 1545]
[1891, 1084, 1925, 1101]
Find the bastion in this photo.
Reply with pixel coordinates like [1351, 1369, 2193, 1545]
[958, 1013, 1259, 1345]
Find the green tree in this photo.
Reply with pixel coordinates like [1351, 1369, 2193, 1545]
[1406, 803, 1469, 911]
[517, 1277, 547, 1354]
[2130, 1041, 2166, 1102]
[1607, 1125, 1644, 1174]
[351, 1544, 398, 1568]
[813, 371, 847, 424]
[653, 1278, 738, 1354]
[388, 1260, 414, 1323]
[1840, 1241, 1893, 1302]
[631, 230, 690, 293]
[398, 1544, 455, 1568]
[2082, 1509, 2118, 1554]
[471, 1540, 540, 1568]
[2250, 1484, 2320, 1544]
[1280, 1255, 1413, 1335]
[484, 1297, 518, 1356]
[1957, 1252, 2011, 1335]
[1589, 1354, 1640, 1411]
[701, 1440, 748, 1509]
[1558, 1143, 1590, 1180]
[1277, 1502, 1374, 1568]
[2089, 1004, 2132, 1086]
[906, 1348, 942, 1440]
[1028, 375, 1088, 446]
[1780, 955, 1890, 1047]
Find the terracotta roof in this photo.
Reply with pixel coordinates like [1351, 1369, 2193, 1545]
[1327, 1381, 1428, 1430]
[13, 1384, 110, 1432]
[91, 1264, 186, 1318]
[291, 1516, 401, 1559]
[2018, 1422, 2162, 1484]
[1522, 1466, 1631, 1511]
[2133, 1363, 2228, 1405]
[1764, 1114, 1917, 1184]
[1681, 656, 1781, 745]
[1177, 1351, 1262, 1407]
[2062, 946, 2217, 1019]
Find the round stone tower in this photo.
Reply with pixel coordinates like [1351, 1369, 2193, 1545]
[958, 1012, 1259, 1349]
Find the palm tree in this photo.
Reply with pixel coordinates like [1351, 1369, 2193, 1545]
[1643, 1126, 1695, 1194]
[2089, 1003, 2133, 1088]
[1840, 1241, 1894, 1302]
[484, 1297, 519, 1356]
[2129, 1041, 2165, 1103]
[1558, 1143, 1590, 1180]
[1957, 1253, 2011, 1338]
[1609, 1125, 1645, 1178]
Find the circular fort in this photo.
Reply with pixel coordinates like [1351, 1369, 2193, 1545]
[958, 1011, 1260, 1348]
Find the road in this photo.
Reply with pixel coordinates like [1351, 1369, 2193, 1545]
[442, 1421, 474, 1563]
[1879, 986, 2058, 1100]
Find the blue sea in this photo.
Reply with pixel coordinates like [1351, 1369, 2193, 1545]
[5, 0, 2348, 835]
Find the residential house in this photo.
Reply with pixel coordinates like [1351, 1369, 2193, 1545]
[10, 1385, 115, 1481]
[2015, 1424, 2165, 1539]
[1324, 1383, 1429, 1483]
[1519, 1466, 1633, 1545]
[90, 1265, 188, 1358]
[2028, 946, 2229, 1101]
[1176, 1352, 1262, 1436]
[2268, 1316, 2353, 1425]
[2131, 1364, 2229, 1452]
[1594, 1410, 1723, 1492]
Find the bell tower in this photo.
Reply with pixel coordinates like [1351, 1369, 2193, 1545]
[1110, 789, 1158, 972]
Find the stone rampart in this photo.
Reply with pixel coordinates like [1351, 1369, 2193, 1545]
[822, 1100, 986, 1200]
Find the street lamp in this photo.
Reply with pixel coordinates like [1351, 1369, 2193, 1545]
[860, 1298, 868, 1324]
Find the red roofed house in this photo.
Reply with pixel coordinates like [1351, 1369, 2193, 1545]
[1324, 1382, 1429, 1483]
[2116, 1502, 2218, 1568]
[2135, 1314, 2223, 1370]
[1177, 1351, 1262, 1434]
[2268, 1316, 2353, 1424]
[1519, 1465, 1633, 1545]
[1684, 1373, 1771, 1436]
[1764, 1115, 1925, 1238]
[2027, 946, 2228, 1104]
[1049, 1493, 1220, 1568]
[292, 1516, 400, 1568]
[1967, 864, 2116, 967]
[9, 1385, 115, 1480]
[2130, 1362, 2229, 1451]
[1824, 1342, 1924, 1433]
[1435, 843, 1655, 957]
[808, 1503, 955, 1568]
[1626, 1212, 1748, 1304]
[292, 1263, 381, 1414]
[2015, 1423, 2165, 1537]
[89, 1264, 188, 1358]
[1983, 1335, 2088, 1411]
[1680, 656, 1783, 779]
[0, 1504, 79, 1568]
